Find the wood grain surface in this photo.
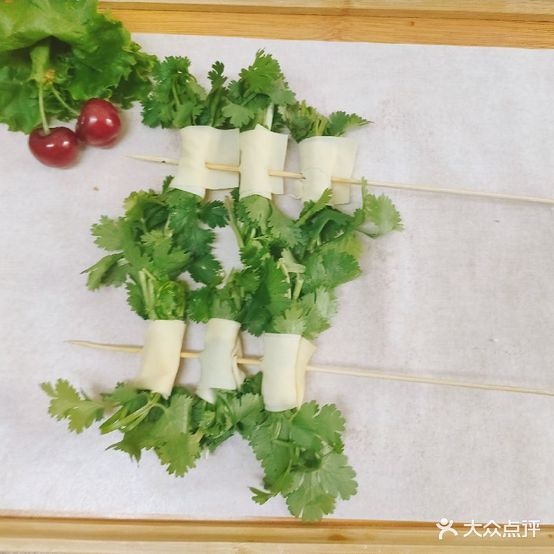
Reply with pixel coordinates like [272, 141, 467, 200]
[100, 0, 554, 47]
[1, 516, 553, 552]
[102, 0, 554, 20]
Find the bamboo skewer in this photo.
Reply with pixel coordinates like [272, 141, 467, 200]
[129, 155, 554, 206]
[67, 340, 554, 398]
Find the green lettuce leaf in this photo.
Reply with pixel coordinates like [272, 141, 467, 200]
[0, 0, 156, 133]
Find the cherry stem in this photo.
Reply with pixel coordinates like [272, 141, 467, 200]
[37, 85, 49, 135]
[50, 87, 79, 117]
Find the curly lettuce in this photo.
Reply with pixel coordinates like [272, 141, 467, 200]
[0, 0, 156, 133]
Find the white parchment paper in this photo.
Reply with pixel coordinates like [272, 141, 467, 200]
[0, 34, 552, 523]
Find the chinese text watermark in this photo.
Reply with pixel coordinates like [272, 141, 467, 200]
[436, 518, 540, 540]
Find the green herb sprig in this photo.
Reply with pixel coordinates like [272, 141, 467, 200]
[227, 186, 402, 339]
[84, 177, 228, 320]
[42, 373, 356, 521]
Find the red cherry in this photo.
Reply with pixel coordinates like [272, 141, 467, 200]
[28, 127, 79, 168]
[76, 99, 121, 147]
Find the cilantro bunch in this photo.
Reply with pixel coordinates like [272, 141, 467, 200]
[141, 57, 229, 129]
[285, 100, 369, 143]
[187, 268, 260, 324]
[44, 184, 400, 522]
[42, 373, 356, 521]
[223, 49, 296, 131]
[0, 0, 155, 134]
[226, 187, 402, 339]
[85, 177, 227, 320]
[141, 50, 296, 132]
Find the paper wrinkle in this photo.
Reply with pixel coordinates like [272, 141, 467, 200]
[197, 318, 244, 403]
[172, 126, 240, 196]
[239, 125, 289, 199]
[297, 136, 357, 205]
[134, 320, 186, 397]
[261, 333, 316, 412]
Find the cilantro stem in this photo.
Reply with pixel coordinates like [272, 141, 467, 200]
[171, 83, 182, 108]
[277, 258, 292, 299]
[100, 393, 161, 433]
[208, 87, 224, 127]
[225, 197, 244, 249]
[263, 103, 274, 130]
[137, 270, 157, 320]
[315, 117, 327, 137]
[292, 276, 303, 301]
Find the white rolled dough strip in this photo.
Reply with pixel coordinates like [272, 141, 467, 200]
[196, 318, 245, 403]
[172, 126, 240, 197]
[261, 333, 316, 412]
[133, 320, 186, 397]
[239, 124, 289, 199]
[297, 136, 358, 205]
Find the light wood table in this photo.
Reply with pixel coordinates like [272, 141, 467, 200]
[102, 0, 554, 47]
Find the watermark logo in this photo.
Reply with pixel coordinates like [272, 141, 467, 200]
[436, 518, 458, 540]
[436, 519, 540, 540]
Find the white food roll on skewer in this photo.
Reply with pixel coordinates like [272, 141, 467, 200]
[261, 333, 316, 412]
[239, 124, 289, 199]
[134, 320, 187, 397]
[297, 136, 358, 205]
[196, 318, 245, 403]
[172, 126, 240, 196]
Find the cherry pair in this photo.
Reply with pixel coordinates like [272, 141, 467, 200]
[28, 99, 121, 168]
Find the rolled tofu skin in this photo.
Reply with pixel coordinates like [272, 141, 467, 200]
[298, 135, 357, 205]
[261, 333, 315, 412]
[197, 318, 244, 403]
[239, 124, 289, 199]
[134, 320, 186, 397]
[172, 126, 240, 196]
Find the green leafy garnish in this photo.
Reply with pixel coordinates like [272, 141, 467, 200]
[0, 0, 155, 133]
[42, 374, 356, 521]
[141, 56, 237, 130]
[285, 100, 368, 143]
[41, 380, 104, 433]
[223, 50, 296, 131]
[84, 177, 227, 320]
[227, 187, 402, 339]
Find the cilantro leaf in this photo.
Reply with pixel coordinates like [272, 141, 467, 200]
[286, 101, 368, 143]
[151, 395, 202, 476]
[326, 111, 368, 137]
[222, 102, 253, 129]
[198, 200, 228, 228]
[356, 186, 404, 237]
[273, 303, 307, 336]
[41, 380, 104, 433]
[84, 253, 127, 290]
[242, 396, 357, 522]
[200, 61, 229, 128]
[303, 251, 361, 291]
[224, 50, 295, 131]
[156, 432, 201, 476]
[286, 451, 357, 521]
[92, 216, 125, 251]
